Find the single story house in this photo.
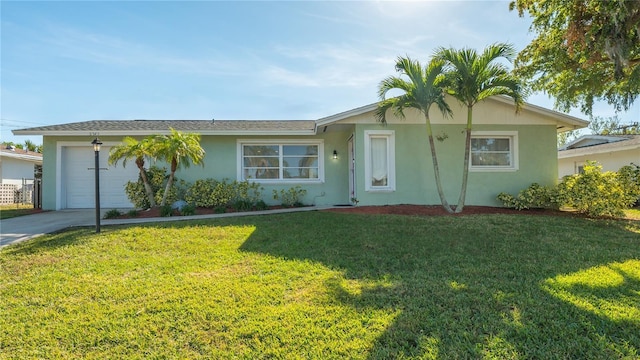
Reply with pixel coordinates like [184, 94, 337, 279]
[558, 134, 640, 177]
[0, 145, 43, 204]
[14, 96, 588, 210]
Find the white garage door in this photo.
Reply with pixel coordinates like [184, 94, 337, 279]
[63, 146, 138, 209]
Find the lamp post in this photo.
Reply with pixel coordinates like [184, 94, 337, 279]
[91, 138, 102, 233]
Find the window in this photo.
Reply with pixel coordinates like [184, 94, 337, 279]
[470, 131, 518, 171]
[238, 141, 323, 182]
[364, 130, 395, 191]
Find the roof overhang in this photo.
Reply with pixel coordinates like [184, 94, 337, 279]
[0, 151, 43, 163]
[315, 96, 590, 131]
[558, 140, 640, 158]
[13, 129, 317, 136]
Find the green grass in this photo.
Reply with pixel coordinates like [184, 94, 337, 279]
[0, 204, 39, 220]
[625, 208, 640, 220]
[1, 212, 639, 359]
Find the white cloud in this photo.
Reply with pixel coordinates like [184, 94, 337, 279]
[40, 24, 241, 76]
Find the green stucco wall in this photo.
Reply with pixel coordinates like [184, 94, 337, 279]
[42, 121, 557, 210]
[352, 123, 558, 207]
[42, 131, 354, 210]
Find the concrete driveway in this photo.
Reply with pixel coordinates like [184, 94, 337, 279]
[0, 209, 99, 247]
[0, 206, 323, 248]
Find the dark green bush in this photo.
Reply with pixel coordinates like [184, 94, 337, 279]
[233, 200, 253, 212]
[179, 203, 196, 216]
[103, 209, 122, 219]
[127, 209, 139, 218]
[160, 205, 173, 217]
[255, 200, 269, 211]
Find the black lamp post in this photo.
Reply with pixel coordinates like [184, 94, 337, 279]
[91, 138, 102, 233]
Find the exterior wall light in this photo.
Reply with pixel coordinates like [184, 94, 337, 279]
[333, 150, 338, 159]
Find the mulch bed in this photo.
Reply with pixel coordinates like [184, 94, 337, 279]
[113, 205, 289, 219]
[322, 204, 560, 216]
[115, 204, 562, 219]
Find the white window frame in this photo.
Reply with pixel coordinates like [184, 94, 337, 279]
[237, 139, 324, 183]
[364, 130, 395, 192]
[470, 131, 519, 172]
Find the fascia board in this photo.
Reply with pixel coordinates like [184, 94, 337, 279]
[14, 130, 317, 136]
[558, 143, 640, 158]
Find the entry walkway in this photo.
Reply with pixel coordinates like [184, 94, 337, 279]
[0, 207, 323, 248]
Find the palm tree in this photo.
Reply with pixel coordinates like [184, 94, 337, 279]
[24, 140, 37, 152]
[434, 43, 525, 213]
[108, 136, 157, 208]
[153, 128, 205, 206]
[376, 57, 454, 213]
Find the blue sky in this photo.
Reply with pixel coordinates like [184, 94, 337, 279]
[2, 0, 639, 145]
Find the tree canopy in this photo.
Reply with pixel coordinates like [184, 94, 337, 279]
[510, 0, 640, 115]
[376, 57, 454, 213]
[434, 43, 524, 213]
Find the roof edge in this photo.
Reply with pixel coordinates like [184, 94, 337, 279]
[316, 96, 590, 130]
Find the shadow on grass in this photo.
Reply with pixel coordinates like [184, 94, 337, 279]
[238, 212, 640, 358]
[0, 227, 95, 256]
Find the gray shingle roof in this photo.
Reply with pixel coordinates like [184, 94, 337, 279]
[0, 144, 43, 162]
[558, 135, 640, 157]
[13, 120, 317, 135]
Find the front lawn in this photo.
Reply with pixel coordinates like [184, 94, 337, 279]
[0, 204, 41, 220]
[1, 212, 639, 359]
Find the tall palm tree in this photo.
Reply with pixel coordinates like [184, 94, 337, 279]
[434, 43, 525, 213]
[108, 136, 157, 208]
[376, 57, 454, 213]
[153, 128, 205, 206]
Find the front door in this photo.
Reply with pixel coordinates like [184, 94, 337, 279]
[348, 135, 356, 204]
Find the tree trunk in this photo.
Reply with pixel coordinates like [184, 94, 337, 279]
[160, 158, 178, 206]
[135, 159, 156, 209]
[455, 106, 473, 213]
[138, 167, 156, 208]
[425, 115, 454, 213]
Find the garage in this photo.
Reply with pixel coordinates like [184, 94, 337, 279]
[62, 146, 138, 209]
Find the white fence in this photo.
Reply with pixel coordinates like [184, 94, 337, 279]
[0, 179, 37, 205]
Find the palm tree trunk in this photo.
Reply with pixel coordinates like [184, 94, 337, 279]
[160, 159, 178, 206]
[160, 172, 174, 207]
[425, 115, 454, 213]
[138, 167, 156, 208]
[455, 106, 473, 213]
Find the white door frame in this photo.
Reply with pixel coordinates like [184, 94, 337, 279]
[348, 134, 356, 204]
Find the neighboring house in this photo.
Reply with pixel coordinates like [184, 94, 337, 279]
[0, 144, 43, 186]
[14, 96, 587, 210]
[0, 145, 43, 204]
[558, 134, 640, 177]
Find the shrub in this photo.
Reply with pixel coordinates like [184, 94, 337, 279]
[232, 199, 253, 212]
[179, 203, 196, 216]
[499, 161, 638, 218]
[233, 180, 263, 205]
[160, 205, 174, 217]
[273, 186, 307, 207]
[103, 209, 122, 219]
[185, 179, 263, 209]
[557, 161, 633, 218]
[617, 163, 640, 205]
[497, 183, 559, 210]
[255, 200, 269, 211]
[127, 209, 139, 218]
[124, 166, 183, 209]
